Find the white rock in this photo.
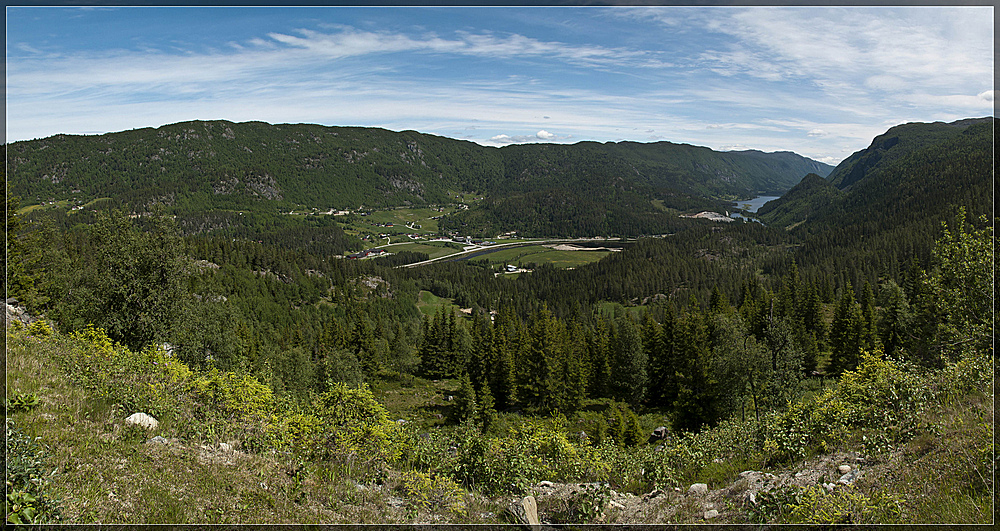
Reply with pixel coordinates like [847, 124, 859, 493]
[838, 464, 852, 474]
[687, 483, 709, 496]
[609, 500, 625, 510]
[125, 412, 159, 430]
[704, 509, 720, 519]
[219, 442, 232, 452]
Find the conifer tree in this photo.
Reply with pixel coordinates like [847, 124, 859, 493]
[609, 315, 647, 408]
[587, 316, 612, 399]
[829, 285, 864, 374]
[877, 280, 912, 358]
[859, 280, 879, 350]
[647, 304, 678, 407]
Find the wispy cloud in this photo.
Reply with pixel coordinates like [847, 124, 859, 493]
[5, 7, 993, 165]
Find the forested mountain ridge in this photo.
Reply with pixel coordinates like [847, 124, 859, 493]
[826, 117, 992, 190]
[753, 172, 841, 228]
[7, 120, 830, 223]
[6, 121, 504, 213]
[757, 117, 993, 286]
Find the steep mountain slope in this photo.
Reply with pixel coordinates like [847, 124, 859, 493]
[758, 117, 994, 281]
[755, 172, 841, 228]
[827, 117, 992, 190]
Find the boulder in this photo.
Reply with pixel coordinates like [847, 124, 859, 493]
[507, 495, 541, 531]
[704, 509, 720, 519]
[687, 483, 709, 496]
[837, 470, 859, 485]
[125, 412, 159, 430]
[837, 464, 852, 474]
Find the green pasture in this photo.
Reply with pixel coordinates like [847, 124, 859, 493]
[385, 241, 461, 260]
[338, 206, 459, 236]
[596, 301, 646, 320]
[479, 245, 612, 269]
[415, 289, 460, 317]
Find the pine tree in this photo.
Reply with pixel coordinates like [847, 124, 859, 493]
[859, 280, 878, 350]
[647, 304, 677, 407]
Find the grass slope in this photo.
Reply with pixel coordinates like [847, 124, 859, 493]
[6, 321, 993, 525]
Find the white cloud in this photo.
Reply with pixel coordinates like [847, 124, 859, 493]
[977, 90, 994, 102]
[807, 129, 828, 137]
[536, 130, 555, 139]
[718, 144, 752, 151]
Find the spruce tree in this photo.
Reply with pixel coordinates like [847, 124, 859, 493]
[829, 285, 864, 374]
[609, 315, 647, 408]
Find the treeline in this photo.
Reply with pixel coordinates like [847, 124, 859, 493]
[407, 241, 979, 432]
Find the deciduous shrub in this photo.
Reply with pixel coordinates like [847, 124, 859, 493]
[5, 420, 61, 525]
[312, 382, 403, 466]
[398, 470, 467, 517]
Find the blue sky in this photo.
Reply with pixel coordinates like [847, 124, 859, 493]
[5, 6, 994, 164]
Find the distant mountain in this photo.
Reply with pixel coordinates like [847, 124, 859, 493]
[6, 121, 503, 212]
[7, 120, 833, 237]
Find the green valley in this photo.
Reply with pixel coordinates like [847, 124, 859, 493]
[4, 117, 993, 526]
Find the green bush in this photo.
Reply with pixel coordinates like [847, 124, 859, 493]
[311, 382, 403, 466]
[26, 320, 53, 337]
[5, 419, 61, 525]
[57, 326, 192, 419]
[786, 484, 903, 524]
[5, 392, 40, 413]
[549, 483, 612, 524]
[398, 470, 467, 517]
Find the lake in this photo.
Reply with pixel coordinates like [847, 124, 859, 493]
[733, 195, 781, 213]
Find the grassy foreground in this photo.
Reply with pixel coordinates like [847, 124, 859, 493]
[5, 319, 994, 525]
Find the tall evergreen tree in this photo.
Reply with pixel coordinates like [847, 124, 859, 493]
[829, 285, 864, 374]
[609, 315, 647, 408]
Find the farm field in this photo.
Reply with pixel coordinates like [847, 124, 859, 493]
[471, 244, 613, 269]
[384, 241, 462, 259]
